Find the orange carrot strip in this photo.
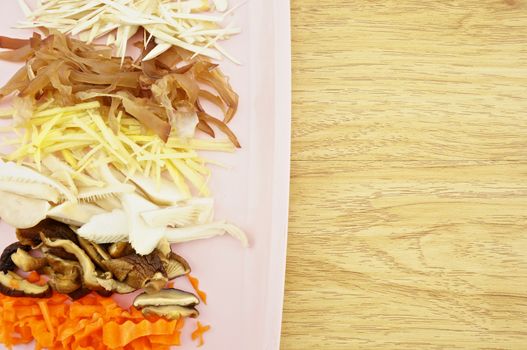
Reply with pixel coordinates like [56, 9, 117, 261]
[103, 319, 178, 348]
[191, 321, 211, 347]
[26, 271, 41, 283]
[187, 274, 208, 304]
[37, 300, 55, 339]
[0, 292, 187, 349]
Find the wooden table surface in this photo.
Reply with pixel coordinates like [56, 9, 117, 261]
[281, 1, 527, 349]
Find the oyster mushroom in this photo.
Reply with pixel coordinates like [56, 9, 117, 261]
[0, 242, 31, 272]
[0, 190, 50, 229]
[44, 254, 82, 294]
[133, 288, 200, 319]
[11, 248, 47, 272]
[108, 242, 134, 258]
[101, 252, 167, 292]
[0, 271, 52, 298]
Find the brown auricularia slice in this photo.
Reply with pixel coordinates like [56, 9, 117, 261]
[0, 270, 51, 298]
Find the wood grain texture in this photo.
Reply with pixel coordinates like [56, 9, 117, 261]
[290, 0, 527, 161]
[283, 0, 527, 349]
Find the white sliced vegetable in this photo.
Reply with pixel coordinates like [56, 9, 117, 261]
[122, 193, 165, 255]
[78, 183, 135, 202]
[165, 221, 248, 247]
[42, 155, 104, 187]
[142, 42, 171, 61]
[18, 0, 241, 62]
[141, 206, 197, 228]
[47, 201, 106, 226]
[0, 180, 60, 203]
[212, 0, 229, 12]
[77, 209, 129, 243]
[123, 171, 188, 205]
[0, 161, 75, 203]
[0, 190, 50, 229]
[94, 197, 122, 211]
[141, 197, 214, 227]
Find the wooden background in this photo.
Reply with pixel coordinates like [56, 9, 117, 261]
[281, 0, 527, 349]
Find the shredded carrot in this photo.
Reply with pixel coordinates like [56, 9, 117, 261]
[191, 321, 211, 347]
[187, 274, 207, 304]
[37, 300, 56, 338]
[26, 271, 41, 283]
[0, 292, 187, 349]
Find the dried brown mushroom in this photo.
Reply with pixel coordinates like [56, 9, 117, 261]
[0, 271, 51, 298]
[17, 219, 80, 260]
[40, 233, 101, 290]
[156, 238, 171, 257]
[141, 305, 199, 319]
[40, 233, 138, 294]
[11, 248, 47, 272]
[133, 288, 199, 319]
[133, 288, 199, 308]
[101, 253, 167, 293]
[0, 242, 31, 272]
[43, 254, 82, 294]
[17, 219, 79, 247]
[78, 237, 110, 270]
[95, 276, 136, 294]
[108, 242, 134, 258]
[68, 287, 91, 300]
[160, 252, 190, 280]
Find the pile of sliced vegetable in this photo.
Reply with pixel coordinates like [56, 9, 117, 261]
[0, 0, 245, 348]
[0, 291, 211, 349]
[17, 0, 241, 62]
[0, 31, 240, 145]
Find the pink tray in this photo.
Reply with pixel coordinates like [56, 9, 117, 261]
[0, 0, 291, 349]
